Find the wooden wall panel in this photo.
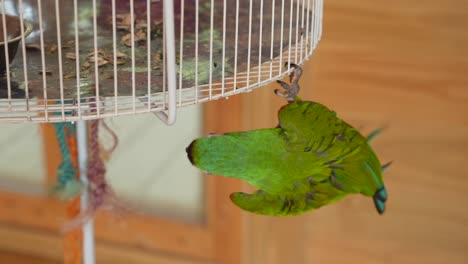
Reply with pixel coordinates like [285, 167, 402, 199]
[299, 0, 468, 263]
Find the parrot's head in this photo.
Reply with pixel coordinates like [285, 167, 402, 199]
[373, 186, 388, 214]
[372, 161, 392, 214]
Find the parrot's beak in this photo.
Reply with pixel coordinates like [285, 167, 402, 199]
[373, 186, 388, 214]
[186, 140, 196, 165]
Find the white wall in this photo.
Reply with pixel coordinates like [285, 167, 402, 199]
[0, 123, 45, 195]
[105, 105, 205, 223]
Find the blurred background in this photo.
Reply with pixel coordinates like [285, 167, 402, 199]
[0, 0, 467, 263]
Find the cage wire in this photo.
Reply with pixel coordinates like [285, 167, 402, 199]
[0, 0, 323, 123]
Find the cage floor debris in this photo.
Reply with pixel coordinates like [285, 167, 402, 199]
[1, 0, 308, 99]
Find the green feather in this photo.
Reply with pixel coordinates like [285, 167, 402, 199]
[187, 101, 388, 215]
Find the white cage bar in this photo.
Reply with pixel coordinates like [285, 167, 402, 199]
[0, 0, 323, 123]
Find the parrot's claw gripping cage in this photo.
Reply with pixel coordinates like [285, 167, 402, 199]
[0, 0, 323, 124]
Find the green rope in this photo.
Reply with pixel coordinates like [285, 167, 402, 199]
[53, 122, 82, 200]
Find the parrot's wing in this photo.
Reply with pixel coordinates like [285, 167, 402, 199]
[278, 101, 366, 150]
[230, 177, 348, 216]
[278, 102, 387, 210]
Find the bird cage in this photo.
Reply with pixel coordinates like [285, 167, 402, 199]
[0, 0, 323, 124]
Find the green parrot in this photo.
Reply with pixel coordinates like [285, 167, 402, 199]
[186, 64, 390, 216]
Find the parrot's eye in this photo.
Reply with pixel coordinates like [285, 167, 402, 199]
[213, 62, 217, 68]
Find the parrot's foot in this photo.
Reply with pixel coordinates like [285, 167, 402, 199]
[274, 63, 303, 102]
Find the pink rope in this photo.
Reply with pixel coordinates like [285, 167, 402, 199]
[63, 118, 120, 232]
[63, 101, 123, 232]
[63, 97, 127, 232]
[100, 119, 119, 157]
[88, 119, 113, 210]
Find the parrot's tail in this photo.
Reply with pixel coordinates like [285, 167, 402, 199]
[373, 186, 388, 214]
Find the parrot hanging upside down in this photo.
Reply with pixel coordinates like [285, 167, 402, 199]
[186, 63, 390, 216]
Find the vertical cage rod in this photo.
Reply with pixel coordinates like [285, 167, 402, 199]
[18, 0, 30, 120]
[232, 0, 239, 92]
[178, 0, 185, 106]
[130, 0, 136, 114]
[221, 0, 227, 96]
[76, 120, 95, 264]
[73, 0, 82, 118]
[54, 0, 65, 119]
[92, 0, 100, 118]
[269, 0, 276, 79]
[246, 0, 253, 88]
[208, 0, 214, 99]
[287, 0, 293, 70]
[279, 0, 285, 71]
[1, 2, 11, 108]
[147, 0, 152, 112]
[37, 0, 49, 121]
[112, 0, 118, 115]
[258, 0, 264, 83]
[156, 0, 177, 125]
